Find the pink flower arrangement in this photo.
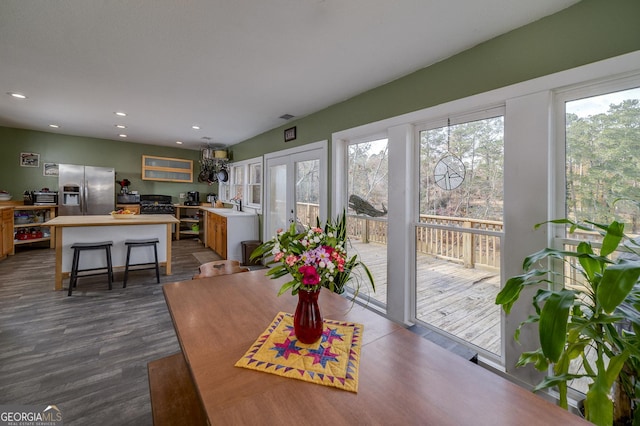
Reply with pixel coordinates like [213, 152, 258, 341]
[264, 225, 348, 295]
[251, 212, 375, 297]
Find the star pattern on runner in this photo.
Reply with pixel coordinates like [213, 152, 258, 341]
[270, 337, 302, 359]
[322, 327, 344, 344]
[305, 344, 340, 368]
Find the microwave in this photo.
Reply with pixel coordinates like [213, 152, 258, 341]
[32, 191, 58, 205]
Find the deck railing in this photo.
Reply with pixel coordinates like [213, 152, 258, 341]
[295, 202, 503, 270]
[416, 215, 502, 270]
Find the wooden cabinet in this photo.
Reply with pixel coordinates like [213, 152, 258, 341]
[1, 207, 14, 259]
[204, 209, 257, 262]
[207, 212, 227, 259]
[174, 205, 201, 240]
[13, 205, 56, 250]
[142, 155, 193, 183]
[115, 204, 141, 214]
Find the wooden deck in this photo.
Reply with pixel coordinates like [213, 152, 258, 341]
[349, 240, 501, 356]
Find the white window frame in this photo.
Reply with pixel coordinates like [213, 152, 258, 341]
[219, 156, 263, 212]
[332, 51, 640, 383]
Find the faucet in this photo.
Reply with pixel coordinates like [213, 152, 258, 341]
[232, 194, 242, 211]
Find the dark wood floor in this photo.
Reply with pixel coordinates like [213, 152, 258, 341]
[0, 238, 216, 425]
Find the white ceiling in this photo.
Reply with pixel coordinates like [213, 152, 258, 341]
[0, 0, 579, 151]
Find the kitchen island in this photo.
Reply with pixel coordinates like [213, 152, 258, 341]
[45, 214, 179, 290]
[199, 207, 258, 261]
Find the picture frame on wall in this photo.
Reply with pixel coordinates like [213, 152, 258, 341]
[43, 162, 59, 177]
[284, 126, 296, 142]
[20, 152, 40, 167]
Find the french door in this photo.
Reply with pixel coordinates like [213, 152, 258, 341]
[263, 141, 327, 241]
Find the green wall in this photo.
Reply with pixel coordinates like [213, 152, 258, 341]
[2, 0, 639, 203]
[0, 126, 214, 203]
[230, 0, 640, 161]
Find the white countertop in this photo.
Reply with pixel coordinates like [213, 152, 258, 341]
[199, 207, 256, 217]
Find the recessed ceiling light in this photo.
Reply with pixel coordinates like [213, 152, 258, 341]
[176, 141, 183, 145]
[49, 124, 60, 128]
[279, 114, 295, 120]
[8, 92, 27, 99]
[115, 124, 126, 129]
[192, 125, 200, 130]
[119, 134, 127, 138]
[115, 111, 127, 117]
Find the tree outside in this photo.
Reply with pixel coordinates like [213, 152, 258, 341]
[566, 91, 640, 233]
[419, 116, 504, 222]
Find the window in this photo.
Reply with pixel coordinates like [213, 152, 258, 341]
[231, 164, 245, 201]
[563, 85, 640, 232]
[555, 80, 640, 395]
[220, 157, 262, 210]
[346, 137, 388, 307]
[415, 108, 504, 356]
[331, 53, 640, 375]
[248, 163, 262, 206]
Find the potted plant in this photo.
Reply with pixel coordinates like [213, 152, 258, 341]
[495, 219, 640, 426]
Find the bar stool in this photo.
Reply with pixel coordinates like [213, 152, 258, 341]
[68, 241, 114, 296]
[123, 238, 160, 287]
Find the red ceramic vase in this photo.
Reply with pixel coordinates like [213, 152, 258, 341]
[293, 288, 323, 344]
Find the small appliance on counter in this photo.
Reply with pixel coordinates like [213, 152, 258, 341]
[185, 191, 199, 206]
[206, 193, 218, 204]
[23, 189, 58, 205]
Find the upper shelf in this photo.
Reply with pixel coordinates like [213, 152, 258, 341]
[142, 155, 193, 183]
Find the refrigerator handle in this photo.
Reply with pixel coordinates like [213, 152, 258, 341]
[82, 182, 87, 215]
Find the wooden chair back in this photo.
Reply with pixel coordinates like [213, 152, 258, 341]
[192, 260, 249, 279]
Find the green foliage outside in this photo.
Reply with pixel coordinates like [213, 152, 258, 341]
[566, 99, 640, 233]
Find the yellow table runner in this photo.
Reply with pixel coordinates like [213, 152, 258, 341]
[235, 312, 363, 393]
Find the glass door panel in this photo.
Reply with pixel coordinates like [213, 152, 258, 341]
[416, 113, 504, 357]
[347, 138, 388, 306]
[295, 159, 320, 228]
[267, 163, 287, 239]
[263, 142, 327, 243]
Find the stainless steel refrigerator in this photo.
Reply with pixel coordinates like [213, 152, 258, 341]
[58, 164, 115, 215]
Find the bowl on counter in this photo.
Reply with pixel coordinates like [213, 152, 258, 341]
[110, 212, 136, 219]
[0, 193, 12, 201]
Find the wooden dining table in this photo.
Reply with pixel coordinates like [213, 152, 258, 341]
[161, 270, 589, 425]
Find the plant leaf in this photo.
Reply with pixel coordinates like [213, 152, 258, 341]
[495, 270, 548, 314]
[539, 289, 575, 363]
[598, 220, 624, 258]
[516, 349, 548, 371]
[576, 241, 600, 281]
[531, 373, 585, 393]
[597, 260, 640, 313]
[586, 375, 614, 426]
[277, 280, 295, 296]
